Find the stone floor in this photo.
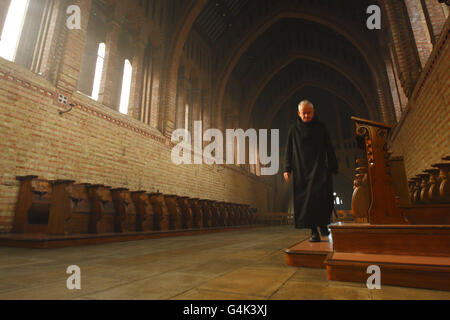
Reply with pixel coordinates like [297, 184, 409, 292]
[0, 226, 449, 300]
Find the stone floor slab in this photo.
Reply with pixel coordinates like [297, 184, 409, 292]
[270, 281, 372, 300]
[198, 266, 296, 298]
[171, 288, 266, 300]
[81, 271, 211, 300]
[370, 285, 450, 300]
[0, 276, 126, 300]
[289, 268, 329, 284]
[0, 226, 447, 300]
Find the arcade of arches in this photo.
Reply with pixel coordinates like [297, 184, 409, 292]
[0, 0, 448, 233]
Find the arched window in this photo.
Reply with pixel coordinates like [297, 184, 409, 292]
[91, 43, 105, 100]
[0, 0, 57, 73]
[185, 104, 190, 130]
[119, 59, 132, 114]
[0, 0, 28, 61]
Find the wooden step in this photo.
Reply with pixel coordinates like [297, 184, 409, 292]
[326, 252, 450, 291]
[285, 236, 332, 268]
[330, 223, 450, 257]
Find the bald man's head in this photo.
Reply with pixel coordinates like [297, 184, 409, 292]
[298, 100, 315, 123]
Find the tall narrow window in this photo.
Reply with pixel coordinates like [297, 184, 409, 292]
[0, 0, 28, 61]
[185, 104, 189, 130]
[91, 43, 105, 100]
[184, 103, 191, 144]
[119, 59, 132, 114]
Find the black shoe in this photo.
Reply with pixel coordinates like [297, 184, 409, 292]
[319, 226, 330, 237]
[309, 232, 321, 242]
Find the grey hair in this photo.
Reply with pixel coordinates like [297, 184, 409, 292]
[298, 100, 314, 112]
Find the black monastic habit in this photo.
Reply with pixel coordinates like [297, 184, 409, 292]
[284, 116, 338, 229]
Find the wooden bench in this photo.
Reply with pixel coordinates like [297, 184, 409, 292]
[11, 176, 263, 237]
[131, 191, 154, 232]
[14, 176, 52, 234]
[47, 180, 91, 235]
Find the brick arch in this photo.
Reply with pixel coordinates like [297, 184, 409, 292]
[214, 10, 392, 127]
[243, 54, 376, 127]
[262, 80, 367, 129]
[161, 0, 208, 136]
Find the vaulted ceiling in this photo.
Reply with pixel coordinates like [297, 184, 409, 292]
[192, 0, 386, 142]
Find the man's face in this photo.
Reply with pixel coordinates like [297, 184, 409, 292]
[298, 104, 314, 123]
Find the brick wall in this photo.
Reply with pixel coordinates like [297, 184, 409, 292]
[404, 0, 433, 68]
[389, 19, 450, 180]
[0, 59, 272, 233]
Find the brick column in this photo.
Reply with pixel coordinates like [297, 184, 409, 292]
[76, 31, 100, 96]
[226, 111, 235, 130]
[217, 92, 230, 134]
[191, 87, 201, 123]
[209, 89, 223, 136]
[56, 0, 92, 93]
[175, 76, 187, 130]
[150, 48, 162, 130]
[376, 73, 396, 125]
[201, 89, 211, 148]
[255, 146, 261, 176]
[201, 89, 211, 131]
[404, 0, 433, 68]
[98, 20, 121, 110]
[388, 44, 409, 109]
[224, 111, 234, 164]
[231, 113, 240, 165]
[128, 40, 146, 120]
[381, 0, 421, 98]
[0, 0, 11, 39]
[421, 0, 447, 44]
[140, 45, 152, 124]
[38, 0, 68, 85]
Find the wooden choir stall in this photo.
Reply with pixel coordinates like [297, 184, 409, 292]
[286, 116, 450, 291]
[1, 176, 260, 248]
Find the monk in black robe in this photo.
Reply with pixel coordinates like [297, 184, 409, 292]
[284, 100, 338, 242]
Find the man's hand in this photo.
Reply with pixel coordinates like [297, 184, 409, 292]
[284, 172, 291, 183]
